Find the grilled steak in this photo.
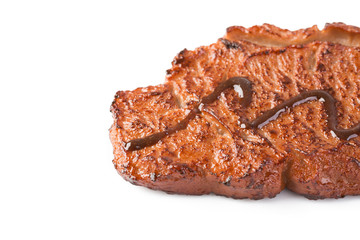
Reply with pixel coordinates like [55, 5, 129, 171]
[110, 23, 360, 199]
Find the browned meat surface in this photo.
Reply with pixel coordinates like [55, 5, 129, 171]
[110, 23, 360, 199]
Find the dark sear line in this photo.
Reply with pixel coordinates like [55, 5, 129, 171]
[124, 77, 360, 151]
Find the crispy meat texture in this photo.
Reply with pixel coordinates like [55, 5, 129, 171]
[110, 23, 360, 199]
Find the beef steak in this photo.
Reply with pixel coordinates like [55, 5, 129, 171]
[110, 23, 360, 199]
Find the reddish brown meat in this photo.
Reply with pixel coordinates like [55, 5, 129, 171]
[110, 23, 360, 199]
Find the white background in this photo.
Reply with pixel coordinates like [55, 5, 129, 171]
[1, 0, 360, 239]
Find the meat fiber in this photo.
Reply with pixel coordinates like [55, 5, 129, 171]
[110, 23, 360, 199]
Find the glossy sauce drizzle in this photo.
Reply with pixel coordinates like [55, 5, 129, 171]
[125, 77, 360, 151]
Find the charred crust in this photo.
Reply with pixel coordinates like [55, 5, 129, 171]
[323, 48, 332, 55]
[111, 23, 360, 200]
[178, 48, 188, 56]
[317, 63, 326, 72]
[173, 48, 188, 65]
[282, 75, 292, 85]
[150, 91, 162, 96]
[246, 48, 289, 60]
[173, 58, 183, 65]
[220, 38, 243, 50]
